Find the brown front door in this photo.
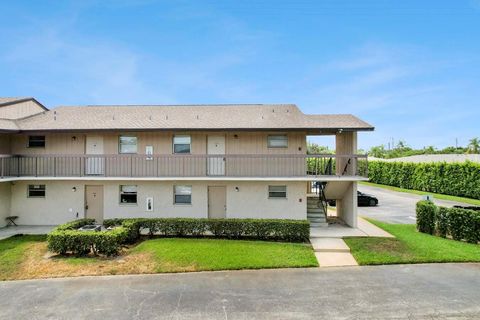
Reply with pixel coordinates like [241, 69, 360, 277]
[208, 186, 226, 219]
[85, 185, 104, 223]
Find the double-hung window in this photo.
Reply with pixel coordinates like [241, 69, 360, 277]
[268, 185, 287, 199]
[28, 184, 46, 198]
[119, 136, 137, 154]
[173, 135, 191, 154]
[28, 136, 45, 148]
[174, 185, 192, 204]
[267, 135, 288, 148]
[120, 185, 137, 204]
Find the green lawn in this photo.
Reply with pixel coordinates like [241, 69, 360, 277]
[0, 236, 317, 280]
[345, 220, 480, 265]
[360, 181, 480, 206]
[132, 238, 318, 272]
[0, 235, 46, 279]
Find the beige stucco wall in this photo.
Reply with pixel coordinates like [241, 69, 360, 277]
[336, 181, 358, 228]
[0, 100, 45, 120]
[9, 180, 306, 225]
[0, 182, 11, 227]
[9, 131, 306, 155]
[335, 131, 357, 175]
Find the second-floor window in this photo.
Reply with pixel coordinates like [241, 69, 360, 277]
[119, 136, 137, 154]
[28, 135, 45, 148]
[267, 135, 288, 148]
[173, 135, 191, 154]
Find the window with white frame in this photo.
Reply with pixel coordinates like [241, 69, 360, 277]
[119, 136, 137, 154]
[28, 184, 46, 198]
[28, 135, 45, 148]
[267, 135, 288, 148]
[173, 135, 191, 153]
[120, 185, 137, 204]
[174, 185, 192, 204]
[268, 185, 287, 199]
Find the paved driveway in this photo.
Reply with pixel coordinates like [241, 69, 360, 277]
[1, 264, 480, 319]
[358, 184, 475, 224]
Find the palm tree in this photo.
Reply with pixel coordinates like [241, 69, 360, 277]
[467, 138, 480, 154]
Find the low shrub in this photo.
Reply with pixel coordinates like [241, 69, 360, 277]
[416, 201, 437, 235]
[55, 218, 95, 231]
[416, 201, 480, 244]
[47, 218, 133, 256]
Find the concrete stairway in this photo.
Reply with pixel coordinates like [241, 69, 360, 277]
[307, 196, 328, 227]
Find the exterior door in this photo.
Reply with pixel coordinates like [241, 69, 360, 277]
[85, 185, 104, 223]
[207, 135, 225, 176]
[208, 186, 226, 218]
[86, 135, 104, 175]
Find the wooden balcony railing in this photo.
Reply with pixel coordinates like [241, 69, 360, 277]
[0, 154, 368, 179]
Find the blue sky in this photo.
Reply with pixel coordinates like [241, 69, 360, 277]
[1, 0, 479, 149]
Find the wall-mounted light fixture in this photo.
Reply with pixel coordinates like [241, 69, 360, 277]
[234, 187, 239, 192]
[72, 187, 77, 192]
[233, 134, 239, 139]
[71, 136, 77, 141]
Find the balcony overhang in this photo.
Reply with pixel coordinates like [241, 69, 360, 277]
[0, 175, 369, 183]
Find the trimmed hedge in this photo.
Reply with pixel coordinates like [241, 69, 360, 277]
[47, 219, 130, 256]
[104, 218, 310, 242]
[416, 201, 480, 243]
[369, 161, 480, 200]
[48, 218, 310, 257]
[416, 201, 437, 235]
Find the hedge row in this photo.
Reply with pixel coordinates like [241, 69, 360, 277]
[47, 219, 130, 256]
[416, 200, 480, 243]
[368, 161, 480, 199]
[104, 218, 310, 242]
[48, 218, 311, 256]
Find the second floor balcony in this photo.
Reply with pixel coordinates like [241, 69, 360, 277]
[0, 154, 368, 180]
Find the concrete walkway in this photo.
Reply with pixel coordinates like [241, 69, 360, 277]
[0, 225, 55, 240]
[310, 217, 394, 238]
[311, 238, 358, 267]
[1, 264, 480, 319]
[310, 218, 393, 267]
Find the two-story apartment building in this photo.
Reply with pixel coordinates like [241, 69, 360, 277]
[0, 97, 373, 228]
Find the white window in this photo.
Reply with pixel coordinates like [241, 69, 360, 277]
[268, 185, 287, 199]
[120, 185, 137, 204]
[267, 135, 288, 148]
[119, 136, 137, 154]
[28, 136, 45, 148]
[174, 185, 192, 204]
[28, 184, 46, 198]
[173, 135, 191, 154]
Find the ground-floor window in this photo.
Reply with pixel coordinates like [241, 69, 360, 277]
[174, 185, 192, 204]
[268, 185, 287, 199]
[28, 184, 46, 198]
[120, 185, 137, 204]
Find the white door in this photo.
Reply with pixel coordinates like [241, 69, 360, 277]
[86, 135, 104, 175]
[208, 186, 226, 218]
[85, 185, 104, 223]
[207, 135, 225, 176]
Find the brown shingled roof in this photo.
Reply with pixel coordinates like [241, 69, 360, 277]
[12, 104, 373, 132]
